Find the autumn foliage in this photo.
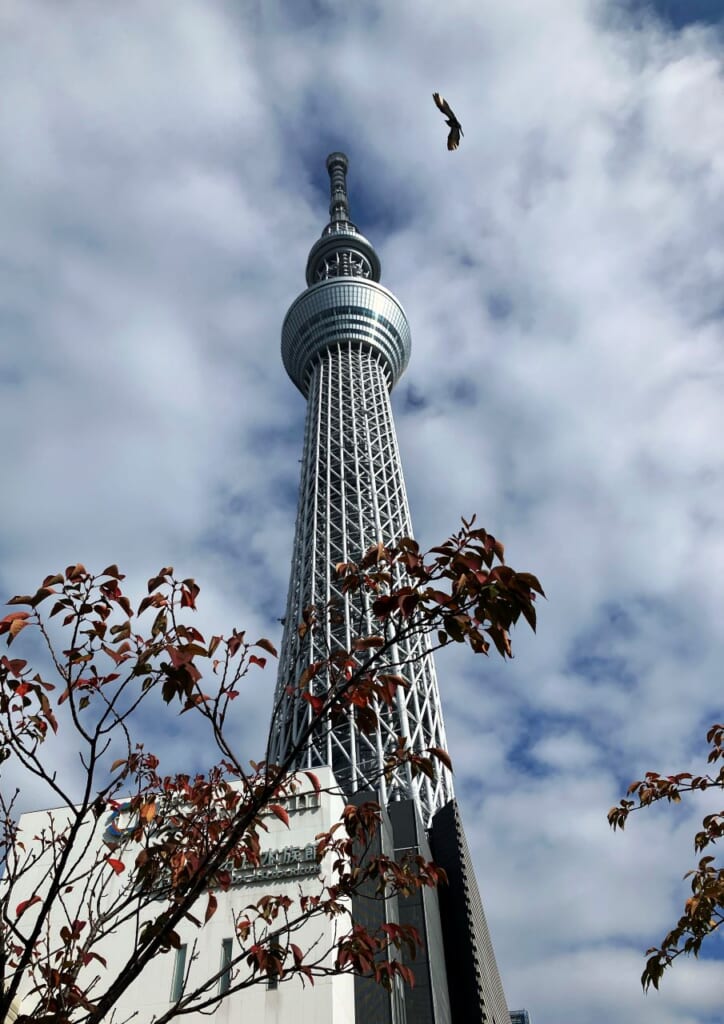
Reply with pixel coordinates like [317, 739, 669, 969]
[0, 520, 542, 1023]
[608, 723, 724, 990]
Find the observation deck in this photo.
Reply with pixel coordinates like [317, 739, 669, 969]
[281, 278, 411, 396]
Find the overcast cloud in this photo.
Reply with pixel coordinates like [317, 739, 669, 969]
[1, 1, 723, 1021]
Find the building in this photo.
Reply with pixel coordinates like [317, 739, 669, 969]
[3, 155, 513, 1024]
[510, 1011, 532, 1024]
[6, 772, 357, 1024]
[269, 153, 511, 1024]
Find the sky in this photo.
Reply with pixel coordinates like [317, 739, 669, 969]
[1, 1, 723, 1021]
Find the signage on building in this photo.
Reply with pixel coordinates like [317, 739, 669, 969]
[102, 804, 321, 887]
[231, 844, 319, 885]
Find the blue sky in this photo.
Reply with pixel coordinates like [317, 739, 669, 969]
[1, 1, 723, 1021]
[625, 0, 724, 29]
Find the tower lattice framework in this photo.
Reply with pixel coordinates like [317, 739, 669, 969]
[268, 154, 453, 826]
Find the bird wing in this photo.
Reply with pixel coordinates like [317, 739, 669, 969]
[433, 92, 455, 119]
[447, 125, 461, 151]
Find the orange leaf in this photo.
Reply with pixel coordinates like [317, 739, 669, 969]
[105, 857, 125, 874]
[255, 637, 278, 658]
[353, 636, 384, 650]
[1, 610, 30, 626]
[299, 662, 320, 688]
[139, 802, 156, 823]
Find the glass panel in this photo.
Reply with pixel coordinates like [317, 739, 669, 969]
[219, 938, 233, 995]
[170, 944, 187, 1003]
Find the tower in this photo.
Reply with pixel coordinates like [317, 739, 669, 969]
[269, 152, 452, 826]
[269, 155, 512, 1024]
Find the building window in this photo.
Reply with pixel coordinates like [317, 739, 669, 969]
[170, 944, 187, 1003]
[220, 938, 233, 995]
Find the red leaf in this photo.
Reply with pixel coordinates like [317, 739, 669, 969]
[30, 586, 57, 608]
[180, 580, 200, 609]
[16, 894, 41, 918]
[205, 892, 218, 923]
[269, 804, 290, 826]
[428, 747, 453, 773]
[65, 563, 87, 581]
[81, 951, 108, 968]
[399, 963, 416, 988]
[302, 692, 324, 715]
[249, 655, 267, 669]
[147, 572, 169, 593]
[227, 630, 246, 657]
[304, 771, 321, 794]
[105, 857, 125, 874]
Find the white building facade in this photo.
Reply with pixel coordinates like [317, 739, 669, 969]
[7, 769, 357, 1024]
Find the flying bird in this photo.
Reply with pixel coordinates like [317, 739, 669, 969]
[433, 92, 463, 151]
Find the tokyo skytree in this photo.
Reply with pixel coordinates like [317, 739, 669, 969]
[268, 153, 453, 827]
[4, 152, 514, 1024]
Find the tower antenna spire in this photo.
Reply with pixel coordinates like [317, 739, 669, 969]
[326, 152, 351, 226]
[305, 153, 381, 284]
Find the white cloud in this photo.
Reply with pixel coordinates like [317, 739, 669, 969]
[1, 1, 722, 1021]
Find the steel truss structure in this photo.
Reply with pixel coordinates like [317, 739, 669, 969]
[269, 154, 453, 826]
